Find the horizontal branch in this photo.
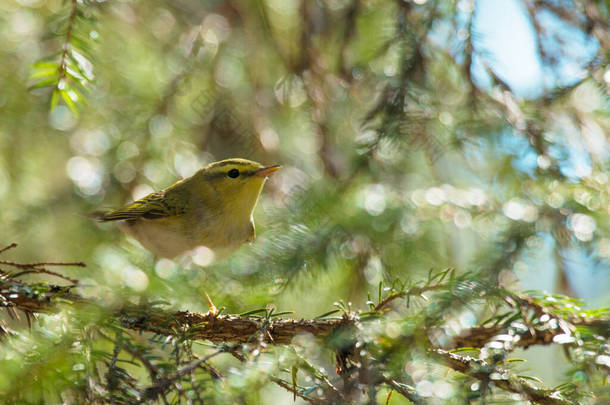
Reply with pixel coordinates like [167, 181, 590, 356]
[1, 271, 606, 404]
[450, 315, 609, 349]
[0, 279, 83, 313]
[118, 307, 351, 344]
[1, 282, 585, 405]
[1, 277, 607, 350]
[434, 349, 574, 405]
[0, 278, 349, 344]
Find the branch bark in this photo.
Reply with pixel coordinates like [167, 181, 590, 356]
[118, 307, 352, 344]
[1, 277, 607, 348]
[2, 276, 607, 405]
[433, 349, 575, 405]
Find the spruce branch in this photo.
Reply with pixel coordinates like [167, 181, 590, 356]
[139, 349, 226, 403]
[433, 349, 575, 405]
[117, 307, 352, 345]
[0, 247, 606, 349]
[5, 279, 604, 350]
[56, 0, 79, 90]
[28, 0, 96, 113]
[381, 378, 425, 405]
[1, 245, 608, 403]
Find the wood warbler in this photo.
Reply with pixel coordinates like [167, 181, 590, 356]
[93, 158, 279, 260]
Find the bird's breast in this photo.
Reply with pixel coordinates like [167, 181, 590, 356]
[117, 208, 254, 260]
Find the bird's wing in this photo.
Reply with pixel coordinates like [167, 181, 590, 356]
[98, 182, 189, 222]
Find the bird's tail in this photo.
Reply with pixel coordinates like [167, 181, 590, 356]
[79, 211, 111, 222]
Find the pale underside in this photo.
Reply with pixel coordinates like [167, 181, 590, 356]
[118, 211, 255, 260]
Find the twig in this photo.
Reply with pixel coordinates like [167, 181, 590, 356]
[0, 260, 81, 284]
[433, 349, 574, 405]
[0, 243, 18, 255]
[10, 261, 86, 268]
[106, 338, 121, 405]
[374, 292, 405, 312]
[451, 323, 579, 350]
[463, 3, 478, 103]
[269, 376, 321, 404]
[56, 0, 79, 88]
[139, 349, 226, 402]
[382, 378, 426, 405]
[0, 278, 83, 312]
[98, 330, 160, 380]
[374, 282, 453, 312]
[0, 243, 84, 284]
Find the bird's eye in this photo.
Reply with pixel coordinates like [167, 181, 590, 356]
[227, 168, 240, 178]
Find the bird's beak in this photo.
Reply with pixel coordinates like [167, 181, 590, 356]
[255, 165, 281, 177]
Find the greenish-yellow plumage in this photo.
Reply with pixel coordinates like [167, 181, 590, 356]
[94, 158, 279, 260]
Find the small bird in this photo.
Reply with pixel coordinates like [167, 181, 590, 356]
[93, 158, 280, 261]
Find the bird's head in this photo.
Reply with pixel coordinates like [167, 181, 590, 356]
[195, 158, 280, 217]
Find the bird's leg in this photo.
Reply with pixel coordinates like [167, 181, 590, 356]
[205, 292, 219, 318]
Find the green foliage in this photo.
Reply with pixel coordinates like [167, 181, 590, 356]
[28, 0, 98, 115]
